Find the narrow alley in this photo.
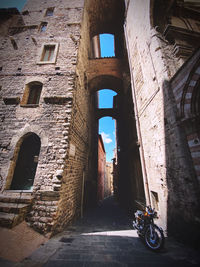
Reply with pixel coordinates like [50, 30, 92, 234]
[12, 196, 199, 267]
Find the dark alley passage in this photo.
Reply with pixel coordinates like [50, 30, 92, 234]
[17, 196, 200, 267]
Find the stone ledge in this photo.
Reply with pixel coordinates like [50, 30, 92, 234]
[3, 97, 20, 105]
[44, 96, 73, 104]
[39, 191, 60, 201]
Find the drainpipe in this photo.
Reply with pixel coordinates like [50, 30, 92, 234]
[123, 22, 151, 206]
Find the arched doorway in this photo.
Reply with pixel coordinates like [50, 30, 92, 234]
[10, 133, 41, 190]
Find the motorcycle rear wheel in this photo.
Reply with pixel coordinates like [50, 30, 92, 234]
[144, 225, 164, 251]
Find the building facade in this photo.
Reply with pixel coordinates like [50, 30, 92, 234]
[0, 0, 200, 246]
[97, 134, 106, 202]
[105, 162, 113, 198]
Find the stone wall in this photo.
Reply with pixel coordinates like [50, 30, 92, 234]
[125, 1, 168, 229]
[0, 0, 88, 234]
[125, 0, 200, 241]
[1, 0, 200, 244]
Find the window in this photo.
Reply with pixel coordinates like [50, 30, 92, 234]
[40, 22, 48, 32]
[42, 45, 55, 61]
[27, 84, 42, 104]
[21, 81, 43, 106]
[45, 7, 54, 16]
[10, 37, 18, 50]
[38, 43, 59, 64]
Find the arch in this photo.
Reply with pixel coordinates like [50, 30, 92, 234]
[88, 75, 123, 94]
[6, 133, 41, 190]
[96, 108, 118, 120]
[86, 0, 125, 59]
[10, 124, 48, 150]
[86, 0, 125, 38]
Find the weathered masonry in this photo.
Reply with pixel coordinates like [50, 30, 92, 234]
[0, 0, 200, 247]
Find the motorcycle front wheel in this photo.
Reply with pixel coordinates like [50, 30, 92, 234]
[144, 225, 164, 251]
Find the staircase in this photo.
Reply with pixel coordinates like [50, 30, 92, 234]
[0, 192, 33, 228]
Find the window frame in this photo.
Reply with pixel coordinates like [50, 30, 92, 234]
[45, 7, 54, 17]
[38, 43, 59, 64]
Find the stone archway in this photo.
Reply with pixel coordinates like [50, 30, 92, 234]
[8, 133, 41, 190]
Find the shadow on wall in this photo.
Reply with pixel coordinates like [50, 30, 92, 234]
[163, 79, 200, 249]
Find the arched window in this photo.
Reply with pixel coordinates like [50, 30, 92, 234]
[21, 81, 43, 106]
[10, 133, 41, 190]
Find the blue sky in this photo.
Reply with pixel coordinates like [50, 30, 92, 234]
[98, 34, 116, 162]
[0, 0, 116, 162]
[0, 0, 27, 11]
[99, 89, 116, 162]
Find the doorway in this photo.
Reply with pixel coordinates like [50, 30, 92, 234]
[10, 133, 41, 190]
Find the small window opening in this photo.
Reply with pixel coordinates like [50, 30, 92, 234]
[22, 10, 29, 15]
[32, 37, 37, 45]
[0, 67, 2, 71]
[45, 7, 54, 17]
[151, 191, 159, 211]
[40, 22, 48, 32]
[41, 45, 55, 62]
[10, 38, 18, 50]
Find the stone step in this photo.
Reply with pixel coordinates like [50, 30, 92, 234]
[0, 194, 33, 204]
[0, 193, 33, 228]
[0, 212, 21, 228]
[0, 202, 30, 214]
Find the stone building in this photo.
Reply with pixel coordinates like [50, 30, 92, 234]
[105, 162, 113, 198]
[0, 0, 200, 246]
[97, 134, 106, 202]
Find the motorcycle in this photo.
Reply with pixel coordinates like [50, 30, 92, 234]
[132, 204, 165, 251]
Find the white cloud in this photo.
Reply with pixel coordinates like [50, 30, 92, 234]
[100, 132, 112, 144]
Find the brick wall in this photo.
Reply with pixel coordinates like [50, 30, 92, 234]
[125, 0, 200, 243]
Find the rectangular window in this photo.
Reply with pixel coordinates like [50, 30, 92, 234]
[45, 7, 54, 16]
[40, 22, 47, 32]
[42, 45, 55, 61]
[28, 86, 42, 104]
[38, 43, 59, 64]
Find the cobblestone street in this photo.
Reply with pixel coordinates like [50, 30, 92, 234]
[5, 196, 197, 267]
